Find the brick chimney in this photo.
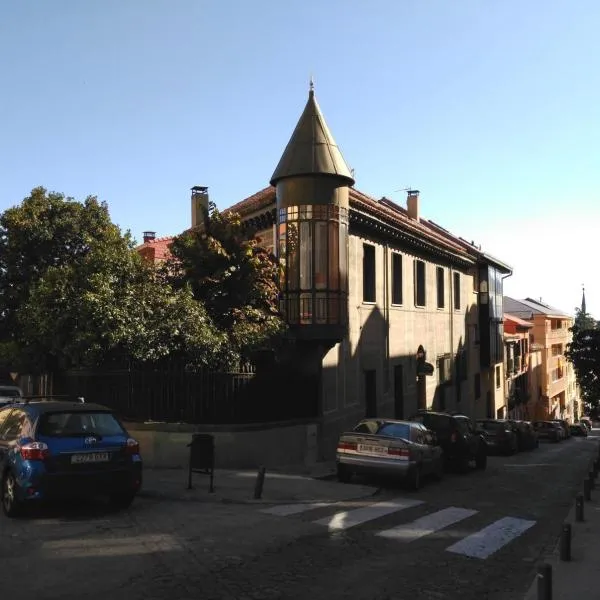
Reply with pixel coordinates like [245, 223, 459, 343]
[191, 186, 209, 228]
[143, 231, 156, 243]
[407, 189, 420, 221]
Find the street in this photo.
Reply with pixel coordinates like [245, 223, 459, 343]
[1, 435, 597, 600]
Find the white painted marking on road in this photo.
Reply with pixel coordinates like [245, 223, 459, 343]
[260, 502, 332, 516]
[376, 507, 478, 542]
[503, 464, 554, 467]
[446, 516, 536, 559]
[314, 498, 423, 532]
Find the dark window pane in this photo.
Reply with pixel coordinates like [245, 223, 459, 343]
[38, 411, 125, 437]
[329, 221, 340, 289]
[453, 272, 461, 310]
[363, 244, 376, 302]
[392, 253, 403, 305]
[415, 260, 426, 306]
[437, 267, 445, 309]
[314, 221, 328, 290]
[286, 222, 299, 290]
[377, 423, 411, 439]
[299, 221, 312, 290]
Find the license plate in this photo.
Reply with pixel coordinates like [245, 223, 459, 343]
[71, 452, 110, 464]
[357, 444, 388, 456]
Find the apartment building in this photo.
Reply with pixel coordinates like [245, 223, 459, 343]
[503, 297, 575, 422]
[504, 313, 533, 420]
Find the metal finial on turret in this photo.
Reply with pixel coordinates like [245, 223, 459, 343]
[309, 74, 314, 96]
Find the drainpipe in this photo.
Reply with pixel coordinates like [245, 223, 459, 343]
[449, 266, 455, 407]
[384, 243, 390, 393]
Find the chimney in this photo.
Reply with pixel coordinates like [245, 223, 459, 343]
[407, 189, 420, 221]
[191, 186, 209, 228]
[143, 231, 156, 243]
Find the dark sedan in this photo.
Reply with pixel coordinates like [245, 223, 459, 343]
[476, 419, 519, 455]
[533, 421, 563, 442]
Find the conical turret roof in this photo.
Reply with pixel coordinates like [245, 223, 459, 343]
[270, 86, 355, 186]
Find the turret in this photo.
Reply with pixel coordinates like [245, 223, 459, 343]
[270, 83, 354, 342]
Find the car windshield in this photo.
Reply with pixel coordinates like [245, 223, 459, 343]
[376, 423, 411, 439]
[0, 388, 20, 398]
[37, 411, 125, 437]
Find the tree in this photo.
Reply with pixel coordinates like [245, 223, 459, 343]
[0, 188, 231, 372]
[566, 307, 600, 411]
[167, 201, 285, 358]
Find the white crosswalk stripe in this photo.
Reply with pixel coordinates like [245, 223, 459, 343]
[445, 516, 536, 559]
[376, 507, 478, 542]
[259, 497, 537, 559]
[260, 502, 333, 516]
[313, 498, 423, 532]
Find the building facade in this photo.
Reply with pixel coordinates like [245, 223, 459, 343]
[503, 313, 533, 420]
[504, 297, 575, 422]
[137, 87, 513, 459]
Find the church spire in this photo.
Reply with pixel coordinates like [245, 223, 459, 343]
[581, 284, 587, 314]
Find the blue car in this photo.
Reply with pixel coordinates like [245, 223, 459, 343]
[0, 397, 142, 517]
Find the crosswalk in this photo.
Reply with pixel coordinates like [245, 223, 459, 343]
[259, 497, 536, 560]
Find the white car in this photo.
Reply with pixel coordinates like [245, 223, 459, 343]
[0, 385, 23, 407]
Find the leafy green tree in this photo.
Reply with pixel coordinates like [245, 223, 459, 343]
[566, 307, 600, 410]
[167, 201, 285, 358]
[0, 188, 231, 371]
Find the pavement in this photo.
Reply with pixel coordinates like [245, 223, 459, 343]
[523, 436, 600, 600]
[1, 432, 598, 600]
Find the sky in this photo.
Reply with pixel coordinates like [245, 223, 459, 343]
[1, 0, 598, 317]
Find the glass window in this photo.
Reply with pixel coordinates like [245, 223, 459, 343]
[314, 221, 328, 290]
[0, 387, 21, 398]
[299, 221, 312, 290]
[328, 221, 339, 289]
[363, 244, 376, 302]
[392, 253, 403, 305]
[353, 420, 379, 434]
[453, 272, 461, 310]
[0, 409, 13, 436]
[37, 411, 125, 437]
[286, 223, 299, 290]
[1, 409, 28, 441]
[436, 267, 445, 309]
[377, 422, 411, 439]
[414, 260, 426, 307]
[339, 222, 348, 292]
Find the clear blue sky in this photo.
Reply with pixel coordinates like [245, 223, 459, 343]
[1, 0, 599, 317]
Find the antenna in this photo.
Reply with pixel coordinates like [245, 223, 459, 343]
[393, 186, 412, 193]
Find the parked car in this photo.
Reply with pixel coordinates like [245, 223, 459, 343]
[0, 385, 22, 408]
[408, 411, 487, 472]
[570, 423, 588, 437]
[552, 419, 571, 439]
[580, 417, 592, 432]
[0, 397, 143, 517]
[336, 419, 443, 490]
[476, 419, 519, 455]
[514, 421, 540, 450]
[532, 421, 563, 442]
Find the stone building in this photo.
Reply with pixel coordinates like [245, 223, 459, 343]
[137, 86, 513, 459]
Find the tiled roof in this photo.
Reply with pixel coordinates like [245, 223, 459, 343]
[504, 297, 571, 319]
[135, 236, 174, 261]
[504, 313, 534, 328]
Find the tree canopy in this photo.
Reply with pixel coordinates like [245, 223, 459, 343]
[0, 188, 233, 372]
[166, 201, 285, 358]
[566, 307, 600, 410]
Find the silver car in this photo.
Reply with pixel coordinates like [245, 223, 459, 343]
[336, 419, 444, 490]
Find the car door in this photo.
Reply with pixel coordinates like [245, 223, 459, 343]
[411, 425, 431, 472]
[0, 409, 13, 466]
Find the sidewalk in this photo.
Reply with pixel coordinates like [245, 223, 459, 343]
[140, 464, 377, 506]
[523, 491, 600, 599]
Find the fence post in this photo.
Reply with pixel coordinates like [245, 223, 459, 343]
[559, 523, 571, 561]
[254, 466, 266, 500]
[575, 493, 585, 522]
[537, 563, 552, 600]
[584, 477, 592, 501]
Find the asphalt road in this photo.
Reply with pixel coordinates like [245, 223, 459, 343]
[1, 434, 597, 600]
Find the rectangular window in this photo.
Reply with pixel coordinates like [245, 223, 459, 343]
[551, 344, 562, 357]
[391, 253, 403, 305]
[474, 373, 481, 399]
[362, 244, 376, 303]
[437, 355, 452, 384]
[414, 260, 426, 307]
[453, 272, 461, 310]
[436, 267, 445, 309]
[496, 365, 501, 388]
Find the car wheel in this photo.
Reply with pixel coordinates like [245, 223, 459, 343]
[2, 472, 22, 518]
[109, 492, 136, 510]
[408, 465, 422, 490]
[475, 450, 487, 470]
[336, 464, 352, 484]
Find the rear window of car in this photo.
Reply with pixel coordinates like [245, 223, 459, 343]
[377, 423, 411, 439]
[37, 411, 125, 437]
[412, 414, 451, 431]
[0, 387, 21, 398]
